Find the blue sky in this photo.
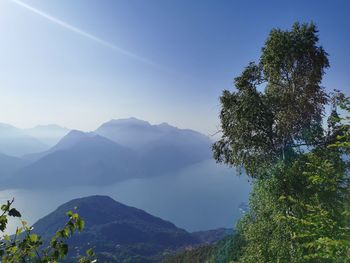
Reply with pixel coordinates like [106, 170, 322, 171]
[0, 0, 349, 134]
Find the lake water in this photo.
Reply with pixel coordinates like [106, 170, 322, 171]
[0, 160, 251, 233]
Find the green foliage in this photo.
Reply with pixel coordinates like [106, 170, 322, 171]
[0, 199, 96, 263]
[238, 150, 350, 262]
[212, 22, 350, 263]
[162, 232, 244, 263]
[162, 245, 215, 263]
[213, 22, 329, 178]
[213, 232, 245, 263]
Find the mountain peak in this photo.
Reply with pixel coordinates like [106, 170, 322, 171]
[31, 195, 199, 262]
[158, 122, 170, 127]
[0, 123, 16, 129]
[58, 195, 120, 209]
[66, 129, 87, 136]
[47, 129, 93, 152]
[103, 117, 151, 127]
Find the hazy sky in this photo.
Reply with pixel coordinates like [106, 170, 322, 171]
[0, 0, 349, 134]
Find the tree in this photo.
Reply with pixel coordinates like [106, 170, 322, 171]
[238, 150, 350, 263]
[213, 22, 329, 177]
[212, 22, 350, 262]
[0, 199, 96, 262]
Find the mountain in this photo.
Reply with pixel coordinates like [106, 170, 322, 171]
[32, 195, 200, 262]
[0, 123, 48, 157]
[23, 130, 93, 161]
[24, 124, 70, 147]
[95, 118, 169, 149]
[7, 134, 137, 188]
[0, 153, 29, 180]
[138, 127, 212, 176]
[4, 118, 213, 188]
[95, 117, 211, 150]
[96, 118, 212, 176]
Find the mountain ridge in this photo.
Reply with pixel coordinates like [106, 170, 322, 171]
[32, 195, 200, 262]
[4, 118, 212, 189]
[7, 135, 137, 188]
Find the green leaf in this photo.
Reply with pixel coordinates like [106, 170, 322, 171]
[77, 218, 85, 231]
[29, 234, 38, 243]
[86, 248, 94, 257]
[8, 208, 21, 217]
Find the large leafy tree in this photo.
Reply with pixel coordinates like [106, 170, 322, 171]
[213, 22, 329, 177]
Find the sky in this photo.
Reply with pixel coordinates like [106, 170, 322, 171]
[0, 0, 349, 135]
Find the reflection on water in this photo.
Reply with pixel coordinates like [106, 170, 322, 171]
[0, 160, 250, 233]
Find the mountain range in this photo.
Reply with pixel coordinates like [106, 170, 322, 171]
[0, 118, 213, 188]
[0, 123, 48, 157]
[0, 118, 249, 244]
[31, 195, 230, 262]
[0, 123, 69, 157]
[24, 124, 70, 147]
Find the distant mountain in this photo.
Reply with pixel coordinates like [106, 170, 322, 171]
[0, 153, 29, 180]
[7, 134, 136, 188]
[0, 123, 48, 157]
[32, 195, 200, 262]
[23, 130, 93, 161]
[4, 118, 213, 188]
[95, 118, 169, 149]
[96, 118, 212, 176]
[24, 124, 70, 147]
[139, 127, 212, 176]
[95, 117, 211, 149]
